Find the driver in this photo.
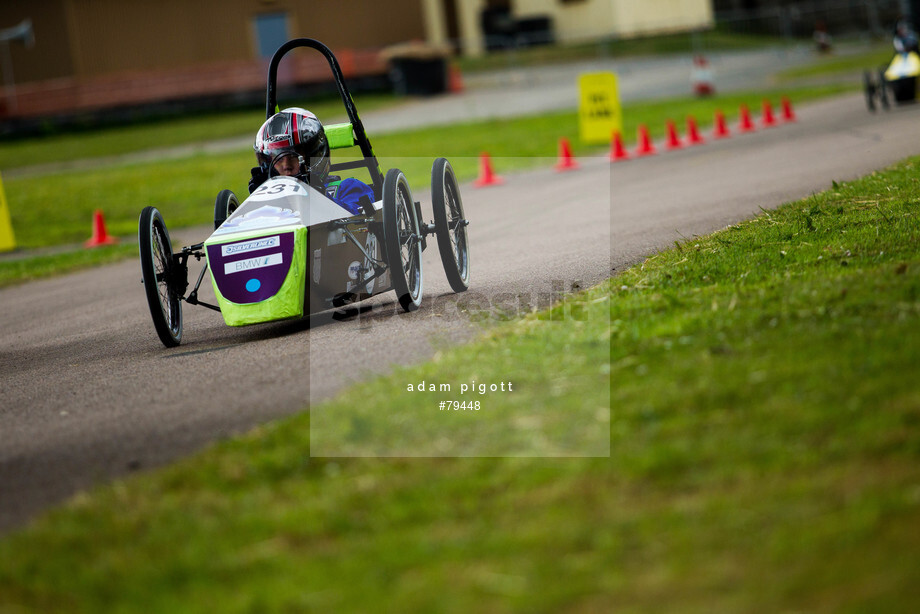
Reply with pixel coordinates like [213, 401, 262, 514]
[249, 107, 374, 215]
[894, 19, 919, 54]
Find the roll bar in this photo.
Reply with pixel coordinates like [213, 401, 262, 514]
[266, 38, 383, 196]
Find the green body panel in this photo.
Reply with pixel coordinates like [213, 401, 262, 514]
[205, 226, 307, 327]
[325, 122, 355, 149]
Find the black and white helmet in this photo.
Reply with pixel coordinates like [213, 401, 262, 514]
[254, 107, 330, 185]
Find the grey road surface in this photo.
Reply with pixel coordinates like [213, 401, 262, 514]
[1, 93, 918, 533]
[369, 46, 822, 133]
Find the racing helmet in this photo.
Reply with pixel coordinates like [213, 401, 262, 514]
[254, 107, 330, 186]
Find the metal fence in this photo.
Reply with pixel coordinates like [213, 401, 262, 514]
[715, 0, 911, 39]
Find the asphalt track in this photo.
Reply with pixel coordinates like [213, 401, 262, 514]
[2, 93, 919, 533]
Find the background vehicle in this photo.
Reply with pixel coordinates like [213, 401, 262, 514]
[864, 50, 920, 111]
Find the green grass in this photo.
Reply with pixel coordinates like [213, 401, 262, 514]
[1, 154, 919, 613]
[0, 94, 398, 171]
[0, 29, 783, 170]
[0, 244, 138, 287]
[0, 83, 852, 270]
[0, 31, 856, 173]
[776, 42, 895, 81]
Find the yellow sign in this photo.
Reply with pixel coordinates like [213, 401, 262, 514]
[578, 72, 622, 145]
[0, 171, 16, 252]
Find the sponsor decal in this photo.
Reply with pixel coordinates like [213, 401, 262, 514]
[224, 252, 283, 275]
[214, 204, 300, 233]
[347, 260, 362, 280]
[221, 236, 280, 257]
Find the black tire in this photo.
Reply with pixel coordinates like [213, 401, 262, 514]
[139, 206, 183, 347]
[864, 70, 876, 112]
[214, 189, 239, 230]
[431, 157, 470, 293]
[382, 168, 423, 312]
[878, 69, 891, 109]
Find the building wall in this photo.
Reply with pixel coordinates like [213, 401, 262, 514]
[1, 0, 426, 85]
[0, 1, 74, 82]
[3, 0, 714, 85]
[514, 0, 617, 43]
[612, 0, 714, 36]
[434, 0, 715, 55]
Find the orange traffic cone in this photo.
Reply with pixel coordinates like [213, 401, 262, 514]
[635, 124, 657, 156]
[608, 130, 630, 162]
[781, 96, 797, 122]
[554, 137, 579, 171]
[685, 116, 705, 145]
[713, 110, 731, 139]
[338, 49, 356, 78]
[760, 99, 777, 127]
[448, 63, 464, 94]
[473, 152, 503, 187]
[665, 120, 683, 150]
[738, 104, 756, 133]
[85, 209, 117, 248]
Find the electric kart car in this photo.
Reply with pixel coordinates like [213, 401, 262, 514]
[863, 50, 920, 111]
[138, 38, 470, 348]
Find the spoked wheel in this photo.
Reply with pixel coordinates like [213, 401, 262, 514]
[139, 206, 183, 347]
[878, 69, 891, 109]
[213, 189, 239, 230]
[431, 157, 470, 293]
[382, 168, 423, 312]
[864, 70, 877, 112]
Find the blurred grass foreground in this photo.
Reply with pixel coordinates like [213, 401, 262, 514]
[1, 151, 919, 612]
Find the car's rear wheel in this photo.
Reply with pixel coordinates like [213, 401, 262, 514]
[864, 70, 877, 112]
[431, 157, 470, 293]
[139, 206, 183, 347]
[878, 69, 891, 109]
[382, 168, 423, 312]
[213, 189, 239, 230]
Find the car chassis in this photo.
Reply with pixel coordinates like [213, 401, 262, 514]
[138, 38, 470, 347]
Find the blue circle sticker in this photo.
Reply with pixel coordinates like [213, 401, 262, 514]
[246, 278, 261, 292]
